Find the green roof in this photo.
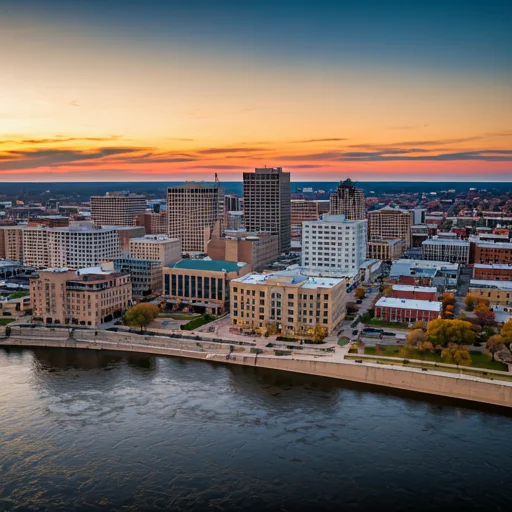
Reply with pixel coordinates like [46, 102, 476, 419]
[171, 259, 245, 272]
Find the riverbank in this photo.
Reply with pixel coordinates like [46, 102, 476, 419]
[1, 325, 511, 409]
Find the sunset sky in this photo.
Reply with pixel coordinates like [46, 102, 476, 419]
[1, 0, 511, 182]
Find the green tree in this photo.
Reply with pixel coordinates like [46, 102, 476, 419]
[441, 346, 472, 366]
[427, 318, 476, 347]
[486, 335, 505, 361]
[123, 303, 159, 332]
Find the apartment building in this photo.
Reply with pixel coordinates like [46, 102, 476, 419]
[329, 179, 365, 220]
[421, 239, 470, 264]
[366, 239, 405, 261]
[30, 262, 132, 327]
[301, 215, 367, 272]
[473, 263, 512, 281]
[243, 167, 291, 253]
[163, 259, 250, 314]
[230, 270, 346, 337]
[475, 242, 512, 264]
[167, 182, 224, 253]
[367, 206, 414, 247]
[91, 192, 146, 226]
[129, 235, 181, 266]
[0, 226, 24, 262]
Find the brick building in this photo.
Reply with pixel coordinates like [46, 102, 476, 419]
[473, 263, 512, 281]
[475, 242, 512, 264]
[374, 297, 442, 323]
[391, 284, 438, 301]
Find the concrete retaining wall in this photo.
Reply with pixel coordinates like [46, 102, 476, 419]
[2, 327, 511, 409]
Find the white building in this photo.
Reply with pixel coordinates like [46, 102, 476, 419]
[129, 235, 181, 266]
[301, 214, 367, 272]
[421, 239, 470, 264]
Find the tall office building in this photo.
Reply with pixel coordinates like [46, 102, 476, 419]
[367, 206, 414, 248]
[243, 167, 291, 253]
[167, 182, 224, 253]
[91, 192, 146, 226]
[329, 179, 365, 220]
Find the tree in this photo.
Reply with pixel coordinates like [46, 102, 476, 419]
[486, 335, 505, 361]
[382, 286, 393, 297]
[123, 303, 159, 332]
[444, 304, 455, 319]
[474, 301, 495, 326]
[412, 320, 426, 331]
[501, 319, 512, 347]
[427, 318, 476, 347]
[441, 346, 472, 366]
[355, 287, 366, 300]
[406, 328, 427, 347]
[313, 325, 328, 343]
[464, 294, 478, 312]
[442, 293, 455, 308]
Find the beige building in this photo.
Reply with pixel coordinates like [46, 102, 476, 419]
[167, 182, 224, 253]
[129, 235, 181, 266]
[329, 179, 365, 220]
[206, 230, 279, 272]
[230, 271, 346, 338]
[469, 279, 512, 311]
[91, 192, 146, 226]
[367, 206, 414, 248]
[0, 226, 25, 262]
[366, 239, 406, 261]
[163, 259, 250, 314]
[243, 167, 291, 253]
[30, 262, 132, 327]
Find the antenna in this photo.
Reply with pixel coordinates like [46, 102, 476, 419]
[214, 172, 220, 185]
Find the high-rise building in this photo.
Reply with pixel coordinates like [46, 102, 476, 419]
[301, 215, 367, 272]
[243, 167, 291, 253]
[167, 182, 224, 253]
[134, 211, 168, 234]
[329, 179, 365, 220]
[291, 200, 319, 240]
[91, 192, 146, 226]
[367, 206, 414, 248]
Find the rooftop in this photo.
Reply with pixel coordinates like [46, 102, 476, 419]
[422, 239, 470, 246]
[474, 263, 512, 269]
[233, 270, 343, 289]
[476, 241, 512, 249]
[392, 284, 438, 293]
[171, 259, 247, 272]
[469, 279, 512, 291]
[375, 296, 442, 312]
[305, 214, 366, 225]
[131, 235, 179, 244]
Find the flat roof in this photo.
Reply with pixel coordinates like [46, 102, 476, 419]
[233, 270, 343, 289]
[375, 297, 442, 312]
[130, 235, 179, 244]
[476, 241, 512, 249]
[422, 239, 469, 246]
[392, 284, 438, 293]
[304, 215, 366, 225]
[474, 263, 512, 269]
[171, 259, 246, 272]
[469, 279, 512, 291]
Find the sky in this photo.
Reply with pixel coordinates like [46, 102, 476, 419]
[0, 0, 511, 182]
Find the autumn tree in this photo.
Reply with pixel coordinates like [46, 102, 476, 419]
[474, 301, 495, 326]
[464, 294, 478, 312]
[123, 303, 160, 332]
[442, 293, 455, 308]
[412, 320, 426, 331]
[441, 345, 472, 366]
[382, 286, 393, 297]
[417, 341, 434, 353]
[355, 287, 366, 300]
[427, 318, 476, 347]
[486, 335, 505, 361]
[313, 325, 328, 343]
[501, 319, 512, 346]
[406, 328, 427, 347]
[444, 304, 455, 319]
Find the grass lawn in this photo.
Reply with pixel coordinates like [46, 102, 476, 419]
[338, 337, 350, 347]
[364, 345, 508, 372]
[0, 318, 15, 326]
[181, 314, 217, 330]
[364, 318, 410, 329]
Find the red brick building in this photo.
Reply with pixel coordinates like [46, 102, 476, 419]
[374, 297, 442, 323]
[475, 242, 512, 264]
[391, 285, 438, 301]
[473, 263, 512, 281]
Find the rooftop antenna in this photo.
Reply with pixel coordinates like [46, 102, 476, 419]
[214, 173, 220, 185]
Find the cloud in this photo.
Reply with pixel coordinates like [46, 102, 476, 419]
[69, 101, 80, 107]
[292, 138, 347, 143]
[196, 147, 268, 155]
[0, 135, 121, 145]
[167, 137, 195, 142]
[334, 150, 512, 162]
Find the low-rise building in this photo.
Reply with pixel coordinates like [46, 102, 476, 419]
[30, 262, 132, 327]
[475, 242, 512, 265]
[390, 259, 460, 291]
[163, 259, 250, 314]
[422, 239, 470, 264]
[366, 239, 405, 261]
[129, 235, 181, 266]
[230, 270, 346, 337]
[391, 284, 438, 301]
[374, 297, 442, 323]
[0, 294, 31, 318]
[469, 279, 512, 312]
[473, 263, 512, 281]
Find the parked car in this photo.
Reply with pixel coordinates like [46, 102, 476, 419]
[352, 329, 359, 336]
[356, 299, 363, 304]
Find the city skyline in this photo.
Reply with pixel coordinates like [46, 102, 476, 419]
[1, 0, 511, 182]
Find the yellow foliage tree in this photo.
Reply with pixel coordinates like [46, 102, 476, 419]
[427, 318, 476, 347]
[501, 319, 512, 346]
[123, 303, 160, 332]
[406, 328, 427, 347]
[355, 287, 366, 300]
[464, 294, 478, 312]
[441, 346, 472, 366]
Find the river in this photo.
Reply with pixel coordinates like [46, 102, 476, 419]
[0, 347, 510, 511]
